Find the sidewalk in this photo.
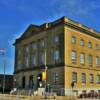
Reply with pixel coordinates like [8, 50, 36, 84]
[24, 96, 77, 100]
[0, 94, 28, 100]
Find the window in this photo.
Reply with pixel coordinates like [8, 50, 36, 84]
[90, 74, 94, 84]
[40, 52, 45, 65]
[80, 53, 85, 64]
[17, 49, 22, 70]
[33, 44, 37, 50]
[29, 75, 34, 88]
[82, 73, 86, 84]
[71, 51, 77, 62]
[40, 40, 45, 49]
[41, 40, 45, 47]
[54, 50, 60, 62]
[24, 45, 30, 67]
[54, 36, 59, 43]
[80, 39, 84, 46]
[32, 54, 37, 66]
[53, 73, 59, 83]
[72, 36, 76, 44]
[97, 75, 100, 84]
[96, 44, 99, 51]
[72, 72, 77, 83]
[32, 43, 37, 66]
[88, 42, 92, 48]
[88, 55, 93, 65]
[96, 56, 100, 66]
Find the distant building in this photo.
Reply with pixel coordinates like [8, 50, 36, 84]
[14, 16, 100, 96]
[0, 74, 13, 92]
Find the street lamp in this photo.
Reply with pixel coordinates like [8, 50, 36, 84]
[71, 81, 75, 96]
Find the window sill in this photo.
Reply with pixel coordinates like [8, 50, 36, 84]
[72, 62, 77, 64]
[80, 63, 85, 66]
[88, 64, 93, 66]
[96, 65, 100, 68]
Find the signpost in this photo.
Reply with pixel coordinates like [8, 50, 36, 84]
[0, 48, 6, 94]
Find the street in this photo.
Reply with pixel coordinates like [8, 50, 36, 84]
[0, 94, 100, 100]
[0, 94, 26, 100]
[78, 99, 100, 100]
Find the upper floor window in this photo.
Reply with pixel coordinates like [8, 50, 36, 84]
[17, 60, 22, 70]
[97, 75, 100, 84]
[96, 44, 99, 51]
[54, 36, 59, 43]
[88, 54, 93, 65]
[72, 72, 77, 83]
[24, 45, 30, 67]
[32, 43, 37, 51]
[80, 39, 84, 46]
[88, 42, 92, 48]
[90, 74, 94, 84]
[54, 50, 60, 62]
[40, 52, 45, 65]
[53, 73, 59, 83]
[71, 51, 77, 62]
[72, 36, 76, 44]
[80, 53, 85, 64]
[32, 53, 37, 66]
[96, 56, 100, 66]
[82, 73, 86, 84]
[40, 40, 45, 49]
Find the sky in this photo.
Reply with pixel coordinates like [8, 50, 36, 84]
[0, 0, 100, 75]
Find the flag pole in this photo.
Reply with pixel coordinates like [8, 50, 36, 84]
[44, 40, 47, 98]
[2, 53, 5, 94]
[0, 48, 6, 94]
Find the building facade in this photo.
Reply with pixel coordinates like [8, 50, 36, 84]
[14, 16, 100, 96]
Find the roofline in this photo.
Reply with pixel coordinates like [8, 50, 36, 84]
[14, 16, 100, 45]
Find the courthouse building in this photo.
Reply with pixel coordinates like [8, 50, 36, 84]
[14, 16, 100, 95]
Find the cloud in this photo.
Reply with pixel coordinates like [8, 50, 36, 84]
[8, 33, 22, 47]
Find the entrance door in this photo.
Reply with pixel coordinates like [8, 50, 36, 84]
[29, 75, 34, 89]
[22, 76, 25, 88]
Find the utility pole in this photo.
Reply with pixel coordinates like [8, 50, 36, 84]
[0, 48, 5, 94]
[44, 39, 48, 98]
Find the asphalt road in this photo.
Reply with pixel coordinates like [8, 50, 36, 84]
[0, 95, 25, 100]
[78, 99, 100, 100]
[0, 94, 99, 100]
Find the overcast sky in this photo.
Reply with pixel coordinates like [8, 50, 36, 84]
[0, 0, 100, 74]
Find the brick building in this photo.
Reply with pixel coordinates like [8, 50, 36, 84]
[14, 16, 100, 95]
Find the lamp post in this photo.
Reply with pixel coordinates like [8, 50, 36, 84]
[0, 48, 6, 94]
[71, 81, 75, 96]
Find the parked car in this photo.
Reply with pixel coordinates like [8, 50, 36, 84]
[79, 92, 87, 98]
[79, 91, 100, 98]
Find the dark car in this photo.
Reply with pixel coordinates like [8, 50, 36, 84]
[79, 92, 87, 98]
[87, 91, 98, 98]
[79, 91, 100, 98]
